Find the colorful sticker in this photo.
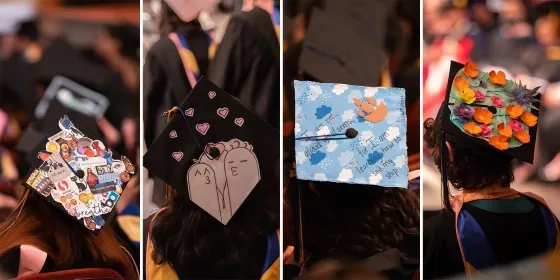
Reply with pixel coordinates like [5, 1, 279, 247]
[26, 169, 53, 197]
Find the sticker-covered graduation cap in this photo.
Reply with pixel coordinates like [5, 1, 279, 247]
[143, 77, 279, 225]
[299, 0, 396, 85]
[441, 61, 541, 164]
[21, 116, 136, 235]
[293, 80, 408, 188]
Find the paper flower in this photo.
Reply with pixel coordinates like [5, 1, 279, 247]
[475, 90, 485, 102]
[464, 122, 482, 135]
[464, 61, 479, 78]
[520, 111, 538, 127]
[508, 119, 523, 132]
[497, 123, 512, 138]
[454, 76, 469, 91]
[509, 81, 540, 106]
[473, 107, 493, 125]
[480, 81, 487, 89]
[506, 104, 523, 119]
[491, 96, 504, 107]
[514, 130, 530, 143]
[489, 135, 509, 150]
[453, 103, 474, 121]
[489, 70, 506, 86]
[480, 124, 492, 138]
[459, 88, 476, 104]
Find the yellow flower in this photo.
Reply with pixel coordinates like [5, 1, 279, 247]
[497, 123, 512, 138]
[473, 107, 494, 125]
[464, 122, 482, 135]
[459, 88, 476, 104]
[506, 104, 523, 119]
[489, 135, 509, 150]
[520, 111, 538, 127]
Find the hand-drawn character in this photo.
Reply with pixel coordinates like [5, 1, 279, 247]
[187, 162, 232, 224]
[223, 140, 261, 217]
[71, 176, 89, 192]
[354, 97, 387, 123]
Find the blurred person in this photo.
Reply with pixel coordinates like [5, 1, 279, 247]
[143, 78, 280, 279]
[209, 0, 280, 129]
[423, 61, 559, 279]
[0, 182, 17, 223]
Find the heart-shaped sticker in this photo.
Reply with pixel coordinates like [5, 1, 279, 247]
[196, 123, 210, 135]
[208, 91, 216, 99]
[169, 130, 177, 138]
[234, 118, 244, 127]
[204, 143, 226, 159]
[185, 108, 194, 117]
[172, 152, 184, 162]
[217, 107, 229, 118]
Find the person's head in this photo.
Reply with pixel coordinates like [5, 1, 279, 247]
[150, 170, 279, 278]
[158, 1, 204, 37]
[286, 181, 419, 264]
[535, 12, 560, 46]
[0, 190, 137, 279]
[423, 116, 515, 191]
[95, 24, 140, 63]
[500, 0, 529, 23]
[14, 19, 39, 53]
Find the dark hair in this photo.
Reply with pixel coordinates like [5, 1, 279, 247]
[16, 19, 39, 42]
[159, 2, 204, 37]
[106, 24, 140, 61]
[150, 173, 280, 278]
[286, 181, 419, 265]
[423, 117, 514, 191]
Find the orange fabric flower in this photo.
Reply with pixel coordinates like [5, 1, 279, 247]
[464, 62, 479, 78]
[489, 135, 509, 150]
[464, 122, 482, 135]
[506, 104, 523, 119]
[473, 107, 494, 125]
[489, 70, 506, 86]
[520, 111, 538, 127]
[514, 130, 530, 143]
[454, 76, 469, 91]
[497, 123, 512, 138]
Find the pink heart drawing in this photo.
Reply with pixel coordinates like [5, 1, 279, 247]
[185, 108, 194, 117]
[204, 143, 226, 158]
[196, 123, 210, 135]
[208, 91, 216, 99]
[172, 152, 184, 162]
[217, 107, 229, 118]
[234, 118, 244, 127]
[169, 130, 177, 138]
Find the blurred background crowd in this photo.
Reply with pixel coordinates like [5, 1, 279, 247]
[423, 0, 560, 214]
[0, 0, 140, 266]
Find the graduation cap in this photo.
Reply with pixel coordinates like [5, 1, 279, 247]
[21, 116, 136, 235]
[143, 77, 279, 225]
[438, 61, 542, 208]
[293, 80, 409, 188]
[34, 76, 109, 137]
[164, 0, 216, 23]
[298, 0, 395, 86]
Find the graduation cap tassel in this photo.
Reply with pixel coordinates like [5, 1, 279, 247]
[441, 130, 451, 210]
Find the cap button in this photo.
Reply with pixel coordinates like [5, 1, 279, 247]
[75, 170, 85, 178]
[209, 147, 221, 158]
[345, 128, 358, 138]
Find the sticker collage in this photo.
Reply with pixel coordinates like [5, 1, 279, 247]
[24, 116, 135, 234]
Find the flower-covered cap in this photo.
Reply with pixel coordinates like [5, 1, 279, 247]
[442, 61, 541, 164]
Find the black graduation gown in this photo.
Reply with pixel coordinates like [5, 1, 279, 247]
[143, 32, 209, 147]
[208, 7, 280, 130]
[423, 198, 551, 279]
[0, 54, 39, 115]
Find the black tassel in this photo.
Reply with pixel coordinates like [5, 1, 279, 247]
[441, 130, 451, 210]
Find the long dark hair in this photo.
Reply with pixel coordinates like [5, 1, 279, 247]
[286, 181, 419, 266]
[159, 1, 205, 37]
[0, 190, 137, 279]
[150, 172, 280, 278]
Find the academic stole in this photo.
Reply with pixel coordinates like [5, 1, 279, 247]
[168, 32, 216, 89]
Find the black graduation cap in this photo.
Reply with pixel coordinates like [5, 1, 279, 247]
[144, 77, 280, 225]
[21, 116, 136, 235]
[15, 123, 48, 166]
[298, 0, 396, 86]
[438, 61, 542, 207]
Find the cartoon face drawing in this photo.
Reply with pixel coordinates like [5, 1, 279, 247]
[187, 162, 232, 224]
[223, 146, 261, 217]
